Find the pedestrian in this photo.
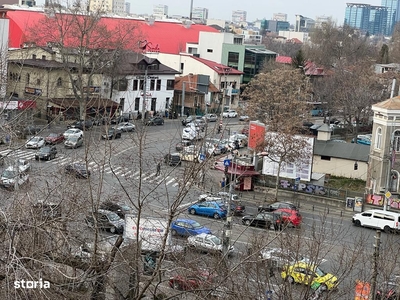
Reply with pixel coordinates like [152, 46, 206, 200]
[156, 161, 161, 176]
[186, 111, 189, 118]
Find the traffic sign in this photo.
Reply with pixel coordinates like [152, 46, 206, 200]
[385, 191, 392, 198]
[224, 159, 231, 166]
[199, 153, 206, 161]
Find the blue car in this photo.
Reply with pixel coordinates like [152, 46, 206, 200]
[170, 219, 212, 237]
[188, 201, 227, 219]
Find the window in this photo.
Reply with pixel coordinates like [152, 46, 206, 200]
[151, 98, 156, 111]
[156, 79, 161, 91]
[150, 79, 155, 90]
[165, 98, 170, 109]
[207, 49, 213, 53]
[26, 73, 30, 84]
[133, 79, 139, 90]
[166, 79, 174, 90]
[376, 127, 382, 149]
[228, 52, 239, 64]
[57, 77, 62, 87]
[42, 55, 46, 60]
[134, 98, 140, 110]
[321, 156, 331, 161]
[117, 79, 128, 91]
[32, 54, 36, 59]
[394, 131, 400, 152]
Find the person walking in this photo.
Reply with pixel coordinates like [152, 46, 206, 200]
[156, 161, 161, 176]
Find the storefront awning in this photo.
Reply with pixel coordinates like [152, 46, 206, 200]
[214, 163, 260, 176]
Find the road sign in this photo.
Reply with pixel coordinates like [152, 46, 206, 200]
[385, 191, 392, 198]
[295, 177, 300, 185]
[199, 153, 206, 161]
[224, 159, 231, 166]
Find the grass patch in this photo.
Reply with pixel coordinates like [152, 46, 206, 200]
[325, 175, 366, 192]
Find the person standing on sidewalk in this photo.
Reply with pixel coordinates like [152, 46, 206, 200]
[156, 161, 161, 176]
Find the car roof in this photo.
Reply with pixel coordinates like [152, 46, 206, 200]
[175, 218, 198, 224]
[193, 232, 214, 238]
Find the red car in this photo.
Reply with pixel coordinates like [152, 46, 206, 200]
[274, 208, 302, 228]
[168, 270, 215, 291]
[45, 133, 65, 144]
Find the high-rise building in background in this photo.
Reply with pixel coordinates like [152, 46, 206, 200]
[272, 13, 287, 22]
[192, 7, 208, 22]
[153, 4, 168, 17]
[295, 15, 315, 32]
[125, 2, 130, 14]
[344, 3, 388, 36]
[232, 10, 247, 23]
[381, 0, 399, 35]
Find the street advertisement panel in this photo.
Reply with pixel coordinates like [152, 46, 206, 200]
[248, 121, 266, 150]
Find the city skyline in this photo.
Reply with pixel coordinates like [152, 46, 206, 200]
[130, 0, 381, 24]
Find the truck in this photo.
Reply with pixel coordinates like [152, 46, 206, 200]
[124, 215, 178, 253]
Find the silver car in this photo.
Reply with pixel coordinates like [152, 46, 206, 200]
[187, 233, 234, 255]
[64, 136, 84, 149]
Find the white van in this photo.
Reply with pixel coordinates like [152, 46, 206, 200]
[352, 209, 400, 233]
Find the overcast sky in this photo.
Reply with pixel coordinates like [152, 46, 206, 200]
[129, 0, 381, 25]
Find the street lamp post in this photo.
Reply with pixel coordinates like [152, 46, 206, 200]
[141, 61, 157, 123]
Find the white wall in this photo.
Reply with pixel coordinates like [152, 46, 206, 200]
[313, 156, 367, 181]
[0, 19, 8, 98]
[198, 32, 234, 62]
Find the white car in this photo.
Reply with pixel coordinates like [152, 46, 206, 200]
[182, 126, 204, 141]
[25, 136, 45, 149]
[228, 133, 248, 148]
[116, 122, 135, 132]
[187, 233, 234, 255]
[239, 115, 249, 121]
[203, 114, 218, 122]
[222, 110, 238, 118]
[16, 159, 31, 173]
[1, 166, 29, 189]
[63, 128, 83, 139]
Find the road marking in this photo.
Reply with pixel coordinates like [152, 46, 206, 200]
[166, 178, 176, 185]
[114, 146, 135, 156]
[121, 170, 132, 177]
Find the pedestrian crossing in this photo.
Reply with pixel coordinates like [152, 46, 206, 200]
[0, 148, 189, 187]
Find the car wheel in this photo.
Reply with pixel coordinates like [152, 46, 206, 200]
[384, 225, 391, 233]
[189, 208, 196, 215]
[354, 220, 361, 227]
[244, 219, 251, 226]
[287, 276, 295, 284]
[109, 226, 116, 234]
[213, 213, 220, 219]
[171, 229, 178, 236]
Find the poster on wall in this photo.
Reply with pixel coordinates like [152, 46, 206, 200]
[243, 177, 252, 190]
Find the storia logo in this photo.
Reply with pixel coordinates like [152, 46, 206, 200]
[14, 279, 50, 289]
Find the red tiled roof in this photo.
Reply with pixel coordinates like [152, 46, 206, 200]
[276, 56, 292, 64]
[287, 38, 302, 44]
[304, 61, 325, 76]
[189, 56, 243, 75]
[5, 9, 219, 54]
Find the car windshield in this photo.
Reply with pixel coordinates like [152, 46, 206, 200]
[40, 147, 51, 153]
[66, 129, 74, 134]
[107, 212, 120, 221]
[73, 164, 85, 170]
[48, 133, 57, 137]
[68, 137, 78, 142]
[2, 169, 16, 178]
[210, 236, 222, 245]
[315, 266, 326, 277]
[29, 137, 40, 142]
[191, 221, 202, 229]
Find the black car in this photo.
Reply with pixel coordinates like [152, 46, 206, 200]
[242, 212, 281, 229]
[146, 117, 164, 126]
[164, 153, 181, 166]
[67, 120, 93, 131]
[101, 128, 122, 139]
[258, 201, 298, 213]
[35, 145, 57, 161]
[65, 162, 91, 179]
[99, 201, 134, 219]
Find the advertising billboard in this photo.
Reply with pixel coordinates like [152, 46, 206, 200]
[248, 121, 266, 150]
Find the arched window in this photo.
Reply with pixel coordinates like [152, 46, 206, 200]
[394, 130, 400, 152]
[375, 127, 382, 149]
[57, 77, 62, 87]
[390, 170, 399, 193]
[26, 73, 30, 84]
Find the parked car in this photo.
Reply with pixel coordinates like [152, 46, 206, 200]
[170, 219, 212, 237]
[222, 110, 238, 118]
[281, 261, 338, 291]
[274, 208, 302, 228]
[146, 116, 164, 126]
[203, 114, 218, 122]
[64, 135, 84, 148]
[101, 128, 122, 139]
[93, 116, 112, 126]
[65, 162, 91, 179]
[63, 128, 83, 139]
[351, 134, 372, 146]
[168, 270, 216, 291]
[45, 133, 65, 144]
[25, 136, 45, 149]
[198, 193, 245, 215]
[241, 212, 279, 229]
[258, 201, 298, 213]
[182, 115, 202, 126]
[35, 146, 57, 161]
[182, 126, 204, 141]
[116, 122, 135, 132]
[85, 209, 124, 234]
[376, 276, 400, 300]
[16, 159, 31, 173]
[187, 233, 234, 255]
[188, 119, 206, 131]
[260, 248, 306, 270]
[227, 134, 248, 149]
[175, 140, 195, 152]
[164, 153, 182, 166]
[99, 201, 134, 219]
[67, 119, 93, 131]
[188, 201, 227, 219]
[239, 115, 249, 122]
[1, 166, 29, 189]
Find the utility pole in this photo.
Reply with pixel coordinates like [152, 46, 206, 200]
[370, 230, 381, 300]
[222, 158, 232, 257]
